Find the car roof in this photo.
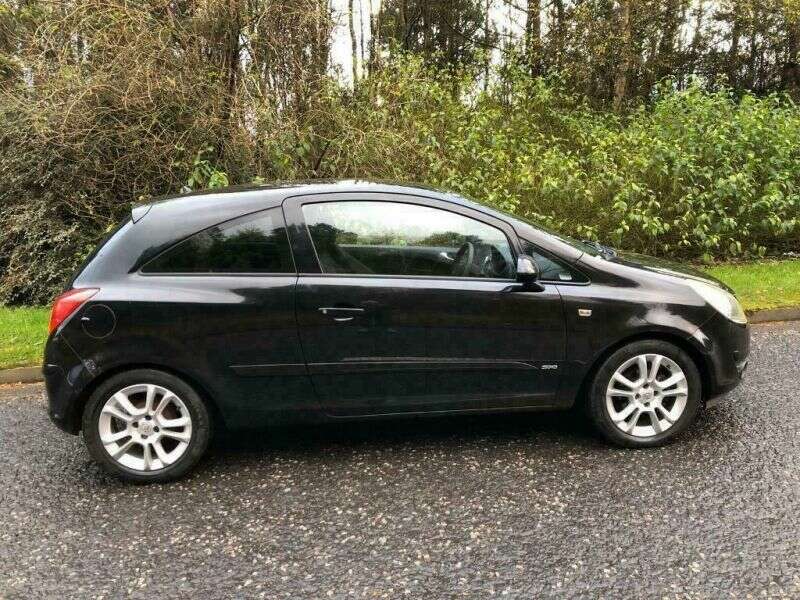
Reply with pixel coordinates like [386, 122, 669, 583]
[135, 179, 467, 217]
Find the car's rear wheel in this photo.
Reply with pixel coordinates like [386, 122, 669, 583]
[82, 369, 211, 483]
[588, 340, 702, 447]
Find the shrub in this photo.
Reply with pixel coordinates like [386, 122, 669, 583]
[427, 77, 800, 263]
[2, 51, 799, 305]
[312, 60, 800, 262]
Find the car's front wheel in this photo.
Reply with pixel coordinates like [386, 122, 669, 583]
[588, 340, 702, 447]
[82, 369, 211, 483]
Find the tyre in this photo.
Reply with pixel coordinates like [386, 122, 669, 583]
[587, 340, 702, 447]
[82, 369, 211, 483]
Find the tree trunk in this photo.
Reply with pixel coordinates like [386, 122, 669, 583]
[687, 0, 705, 88]
[613, 0, 632, 111]
[359, 0, 367, 75]
[727, 2, 741, 87]
[783, 14, 800, 97]
[221, 0, 241, 124]
[525, 0, 541, 76]
[368, 0, 383, 72]
[656, 0, 681, 82]
[397, 0, 406, 48]
[552, 0, 565, 69]
[484, 0, 491, 89]
[747, 22, 758, 89]
[348, 0, 359, 85]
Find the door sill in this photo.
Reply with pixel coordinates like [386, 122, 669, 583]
[326, 402, 561, 420]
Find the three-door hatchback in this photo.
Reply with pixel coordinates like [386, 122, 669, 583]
[45, 181, 750, 482]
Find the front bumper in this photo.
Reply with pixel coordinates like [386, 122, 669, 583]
[44, 333, 91, 434]
[691, 313, 750, 404]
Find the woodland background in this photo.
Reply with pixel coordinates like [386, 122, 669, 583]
[1, 0, 800, 304]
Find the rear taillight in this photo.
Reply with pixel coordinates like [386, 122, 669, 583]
[49, 288, 99, 334]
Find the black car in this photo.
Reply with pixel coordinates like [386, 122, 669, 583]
[44, 181, 750, 482]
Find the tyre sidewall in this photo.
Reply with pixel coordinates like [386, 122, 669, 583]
[82, 369, 211, 483]
[589, 340, 702, 447]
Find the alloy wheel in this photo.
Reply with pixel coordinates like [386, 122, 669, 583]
[605, 353, 689, 438]
[98, 384, 193, 472]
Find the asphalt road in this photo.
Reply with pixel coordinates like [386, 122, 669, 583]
[2, 322, 799, 598]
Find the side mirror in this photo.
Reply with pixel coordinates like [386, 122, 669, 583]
[516, 254, 540, 286]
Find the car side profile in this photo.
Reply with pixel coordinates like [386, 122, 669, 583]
[44, 181, 750, 482]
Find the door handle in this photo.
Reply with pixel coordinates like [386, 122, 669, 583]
[318, 307, 365, 322]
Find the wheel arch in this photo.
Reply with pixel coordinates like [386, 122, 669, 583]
[574, 330, 712, 410]
[72, 363, 226, 434]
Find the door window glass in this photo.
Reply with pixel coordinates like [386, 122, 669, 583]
[143, 208, 294, 274]
[302, 201, 514, 278]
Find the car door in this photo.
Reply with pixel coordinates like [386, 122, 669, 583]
[284, 192, 566, 417]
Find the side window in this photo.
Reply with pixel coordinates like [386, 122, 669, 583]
[142, 208, 294, 274]
[302, 201, 515, 279]
[523, 242, 587, 283]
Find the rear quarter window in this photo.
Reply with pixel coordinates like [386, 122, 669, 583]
[142, 208, 294, 274]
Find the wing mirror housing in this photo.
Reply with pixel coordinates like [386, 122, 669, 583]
[516, 255, 543, 290]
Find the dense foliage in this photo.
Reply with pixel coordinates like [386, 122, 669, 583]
[1, 1, 800, 304]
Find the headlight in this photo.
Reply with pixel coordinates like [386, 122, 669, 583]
[686, 280, 747, 324]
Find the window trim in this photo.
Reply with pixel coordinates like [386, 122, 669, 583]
[139, 271, 297, 278]
[138, 207, 297, 276]
[297, 272, 517, 283]
[290, 195, 519, 282]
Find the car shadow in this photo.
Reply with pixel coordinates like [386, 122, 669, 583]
[209, 409, 600, 459]
[200, 400, 746, 472]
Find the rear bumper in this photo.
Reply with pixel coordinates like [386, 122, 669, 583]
[690, 314, 750, 403]
[44, 334, 91, 435]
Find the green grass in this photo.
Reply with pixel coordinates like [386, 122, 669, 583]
[0, 259, 799, 369]
[0, 306, 49, 370]
[704, 259, 800, 312]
